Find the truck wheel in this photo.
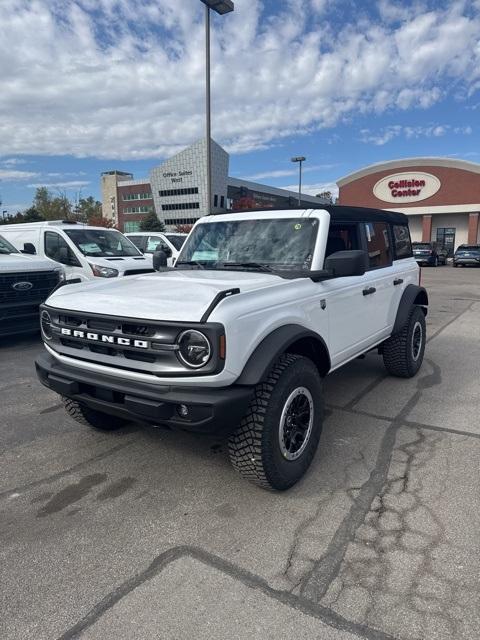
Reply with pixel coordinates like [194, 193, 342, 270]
[62, 397, 127, 431]
[228, 354, 323, 491]
[382, 306, 426, 378]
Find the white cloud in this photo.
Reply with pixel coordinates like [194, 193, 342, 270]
[0, 1, 479, 159]
[27, 180, 91, 189]
[1, 158, 28, 167]
[245, 163, 338, 181]
[360, 123, 474, 145]
[283, 181, 339, 199]
[0, 169, 39, 181]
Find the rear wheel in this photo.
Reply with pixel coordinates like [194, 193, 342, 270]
[228, 354, 323, 490]
[382, 306, 426, 378]
[62, 397, 127, 431]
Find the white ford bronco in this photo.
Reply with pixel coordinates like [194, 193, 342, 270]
[36, 206, 427, 490]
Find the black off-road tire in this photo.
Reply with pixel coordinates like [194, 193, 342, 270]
[382, 306, 426, 378]
[62, 397, 127, 431]
[228, 354, 323, 491]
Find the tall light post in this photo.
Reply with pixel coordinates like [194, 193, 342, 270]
[200, 0, 234, 214]
[291, 156, 306, 206]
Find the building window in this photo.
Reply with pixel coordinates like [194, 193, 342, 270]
[124, 206, 154, 213]
[166, 218, 200, 226]
[124, 221, 141, 233]
[220, 196, 225, 208]
[161, 202, 200, 211]
[159, 187, 199, 197]
[364, 222, 392, 269]
[122, 193, 153, 201]
[214, 195, 218, 207]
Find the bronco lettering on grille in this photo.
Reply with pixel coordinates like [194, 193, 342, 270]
[60, 327, 149, 349]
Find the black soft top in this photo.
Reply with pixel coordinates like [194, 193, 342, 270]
[211, 205, 408, 225]
[322, 205, 408, 225]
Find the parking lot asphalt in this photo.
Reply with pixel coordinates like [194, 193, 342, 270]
[1, 266, 479, 640]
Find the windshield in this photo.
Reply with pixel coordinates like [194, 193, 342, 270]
[64, 229, 141, 258]
[457, 245, 480, 252]
[165, 234, 187, 251]
[0, 234, 19, 254]
[178, 218, 318, 270]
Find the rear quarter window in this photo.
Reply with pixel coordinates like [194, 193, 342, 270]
[364, 222, 392, 268]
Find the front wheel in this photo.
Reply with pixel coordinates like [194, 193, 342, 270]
[382, 306, 426, 378]
[228, 354, 323, 490]
[62, 397, 127, 431]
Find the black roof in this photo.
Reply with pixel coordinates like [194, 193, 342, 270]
[213, 205, 408, 225]
[324, 205, 408, 224]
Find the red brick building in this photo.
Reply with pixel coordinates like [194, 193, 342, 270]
[337, 158, 480, 254]
[101, 172, 154, 232]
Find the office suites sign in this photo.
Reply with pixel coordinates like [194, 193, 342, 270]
[373, 172, 441, 203]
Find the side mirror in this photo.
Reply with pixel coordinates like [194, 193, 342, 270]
[157, 244, 172, 258]
[153, 249, 168, 270]
[22, 242, 36, 255]
[325, 250, 368, 277]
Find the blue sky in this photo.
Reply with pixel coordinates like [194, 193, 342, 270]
[1, 0, 479, 214]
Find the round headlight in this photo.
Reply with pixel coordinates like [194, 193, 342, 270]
[177, 330, 211, 368]
[41, 310, 53, 340]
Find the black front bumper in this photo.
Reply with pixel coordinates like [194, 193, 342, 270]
[35, 352, 253, 435]
[0, 300, 43, 337]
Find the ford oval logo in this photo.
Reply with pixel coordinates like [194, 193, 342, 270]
[12, 281, 33, 291]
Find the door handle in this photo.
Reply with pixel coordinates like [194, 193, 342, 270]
[393, 278, 404, 286]
[363, 287, 376, 296]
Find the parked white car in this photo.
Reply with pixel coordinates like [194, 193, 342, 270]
[0, 233, 64, 336]
[125, 232, 187, 267]
[1, 221, 154, 281]
[36, 206, 428, 490]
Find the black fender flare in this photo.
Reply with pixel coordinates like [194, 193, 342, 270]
[392, 285, 428, 334]
[236, 324, 331, 386]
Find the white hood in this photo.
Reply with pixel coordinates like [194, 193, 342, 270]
[47, 269, 283, 322]
[0, 253, 59, 272]
[85, 254, 152, 273]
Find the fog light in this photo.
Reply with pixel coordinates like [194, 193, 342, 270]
[177, 404, 189, 417]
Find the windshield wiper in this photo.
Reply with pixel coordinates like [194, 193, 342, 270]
[220, 262, 275, 273]
[175, 260, 206, 269]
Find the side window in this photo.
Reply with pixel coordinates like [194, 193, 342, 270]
[364, 222, 392, 269]
[392, 224, 412, 259]
[44, 232, 79, 266]
[128, 236, 144, 251]
[325, 222, 359, 261]
[147, 236, 168, 253]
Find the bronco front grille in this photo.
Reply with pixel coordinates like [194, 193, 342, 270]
[43, 307, 224, 377]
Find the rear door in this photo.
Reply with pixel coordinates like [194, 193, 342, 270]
[360, 221, 395, 337]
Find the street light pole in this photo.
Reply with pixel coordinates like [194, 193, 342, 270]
[205, 4, 212, 216]
[291, 156, 306, 206]
[200, 1, 234, 214]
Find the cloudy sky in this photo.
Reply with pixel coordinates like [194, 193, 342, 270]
[1, 0, 479, 214]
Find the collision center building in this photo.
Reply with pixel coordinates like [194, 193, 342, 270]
[337, 157, 480, 254]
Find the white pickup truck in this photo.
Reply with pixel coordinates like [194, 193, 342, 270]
[0, 233, 63, 337]
[35, 206, 428, 490]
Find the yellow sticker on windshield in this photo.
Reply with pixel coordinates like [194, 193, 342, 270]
[294, 224, 302, 230]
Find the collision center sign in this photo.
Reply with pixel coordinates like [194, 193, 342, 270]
[373, 172, 441, 203]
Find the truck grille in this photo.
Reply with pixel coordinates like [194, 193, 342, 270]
[0, 270, 60, 304]
[43, 308, 223, 377]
